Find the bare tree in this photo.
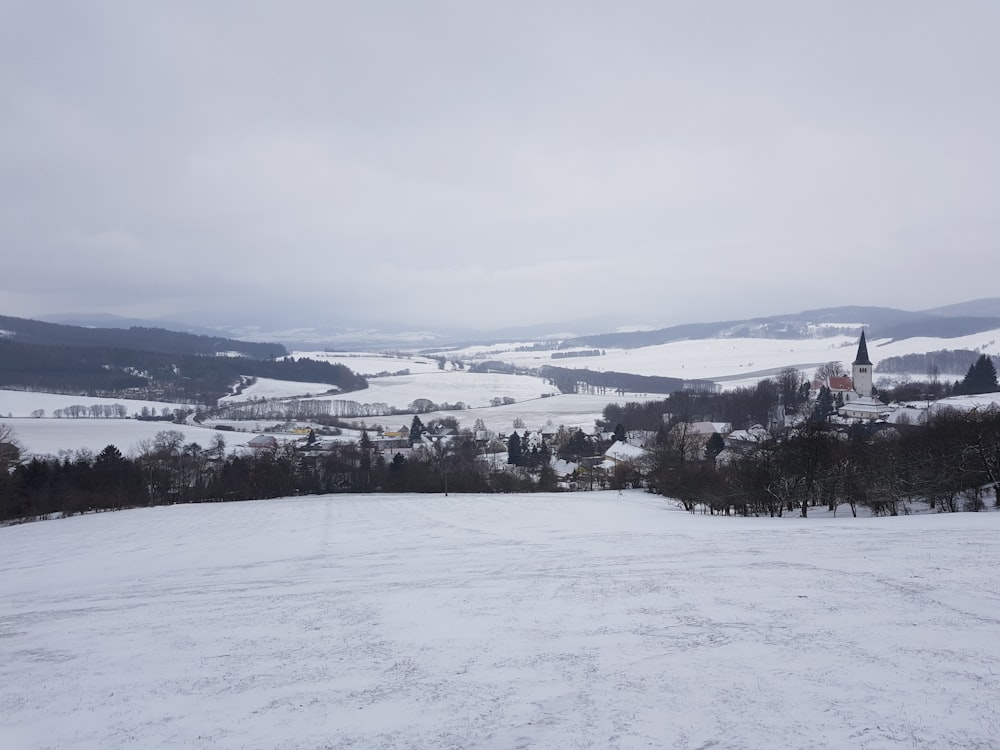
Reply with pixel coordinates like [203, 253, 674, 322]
[0, 423, 22, 469]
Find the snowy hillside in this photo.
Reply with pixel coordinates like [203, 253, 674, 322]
[6, 418, 261, 457]
[442, 327, 1000, 384]
[0, 389, 189, 419]
[2, 493, 998, 749]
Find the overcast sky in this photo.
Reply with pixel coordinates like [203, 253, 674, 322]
[2, 1, 999, 333]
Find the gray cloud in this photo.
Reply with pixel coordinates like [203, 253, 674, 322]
[2, 1, 998, 331]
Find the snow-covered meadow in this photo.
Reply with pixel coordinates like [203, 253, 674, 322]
[0, 389, 189, 419]
[2, 418, 260, 457]
[440, 328, 1000, 384]
[2, 493, 998, 750]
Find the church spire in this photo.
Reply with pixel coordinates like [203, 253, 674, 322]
[853, 330, 872, 366]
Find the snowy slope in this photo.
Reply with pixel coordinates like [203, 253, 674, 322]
[0, 389, 189, 418]
[1, 494, 998, 749]
[443, 327, 1000, 382]
[218, 376, 341, 403]
[2, 418, 264, 457]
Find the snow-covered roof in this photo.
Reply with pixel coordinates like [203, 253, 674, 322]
[552, 459, 578, 477]
[726, 426, 769, 443]
[811, 375, 854, 392]
[247, 434, 279, 448]
[604, 440, 648, 462]
[687, 421, 732, 435]
[839, 397, 894, 419]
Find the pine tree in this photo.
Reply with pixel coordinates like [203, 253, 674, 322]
[812, 386, 835, 422]
[705, 432, 725, 463]
[507, 431, 522, 466]
[959, 355, 999, 395]
[409, 415, 425, 445]
[613, 423, 627, 444]
[358, 430, 373, 491]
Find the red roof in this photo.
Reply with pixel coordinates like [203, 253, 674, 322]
[827, 376, 854, 391]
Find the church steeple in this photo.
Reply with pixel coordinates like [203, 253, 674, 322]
[853, 330, 872, 366]
[851, 330, 873, 397]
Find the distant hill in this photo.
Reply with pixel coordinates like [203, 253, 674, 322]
[920, 297, 1000, 318]
[0, 315, 367, 405]
[39, 312, 236, 338]
[562, 303, 1000, 350]
[0, 315, 285, 359]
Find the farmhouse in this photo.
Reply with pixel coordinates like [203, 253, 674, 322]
[247, 434, 279, 451]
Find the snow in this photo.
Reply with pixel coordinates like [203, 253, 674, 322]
[928, 391, 1000, 413]
[442, 328, 1000, 384]
[350, 371, 557, 409]
[0, 389, 189, 418]
[414, 393, 640, 435]
[1, 418, 262, 457]
[446, 335, 862, 381]
[218, 377, 340, 403]
[294, 351, 445, 376]
[226, 370, 560, 411]
[1, 493, 998, 749]
[605, 440, 648, 461]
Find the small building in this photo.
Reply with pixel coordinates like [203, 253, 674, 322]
[247, 435, 279, 451]
[602, 440, 649, 470]
[840, 396, 893, 421]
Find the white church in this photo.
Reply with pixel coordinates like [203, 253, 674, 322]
[838, 331, 894, 421]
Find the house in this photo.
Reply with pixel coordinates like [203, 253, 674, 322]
[811, 375, 856, 401]
[723, 425, 770, 451]
[247, 434, 279, 451]
[840, 397, 893, 421]
[687, 421, 733, 437]
[601, 440, 649, 470]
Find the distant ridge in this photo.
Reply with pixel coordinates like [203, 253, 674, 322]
[40, 312, 233, 339]
[919, 297, 1000, 318]
[0, 314, 285, 359]
[564, 302, 1000, 350]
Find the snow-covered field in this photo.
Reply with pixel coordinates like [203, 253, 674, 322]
[345, 370, 558, 409]
[929, 391, 1000, 413]
[0, 389, 189, 418]
[2, 418, 262, 457]
[2, 493, 998, 750]
[414, 393, 644, 434]
[297, 351, 445, 377]
[218, 377, 340, 404]
[442, 328, 1000, 383]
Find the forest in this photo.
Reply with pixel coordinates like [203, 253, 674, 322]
[0, 315, 285, 358]
[0, 340, 367, 405]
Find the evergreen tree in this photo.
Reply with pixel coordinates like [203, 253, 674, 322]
[567, 429, 588, 459]
[358, 430, 373, 491]
[507, 431, 522, 466]
[959, 354, 999, 395]
[613, 423, 627, 444]
[410, 415, 425, 445]
[812, 386, 835, 422]
[705, 432, 725, 463]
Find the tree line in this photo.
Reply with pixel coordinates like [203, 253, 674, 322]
[647, 407, 1000, 517]
[0, 428, 544, 523]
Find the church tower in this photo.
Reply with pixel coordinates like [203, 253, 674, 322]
[852, 330, 873, 398]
